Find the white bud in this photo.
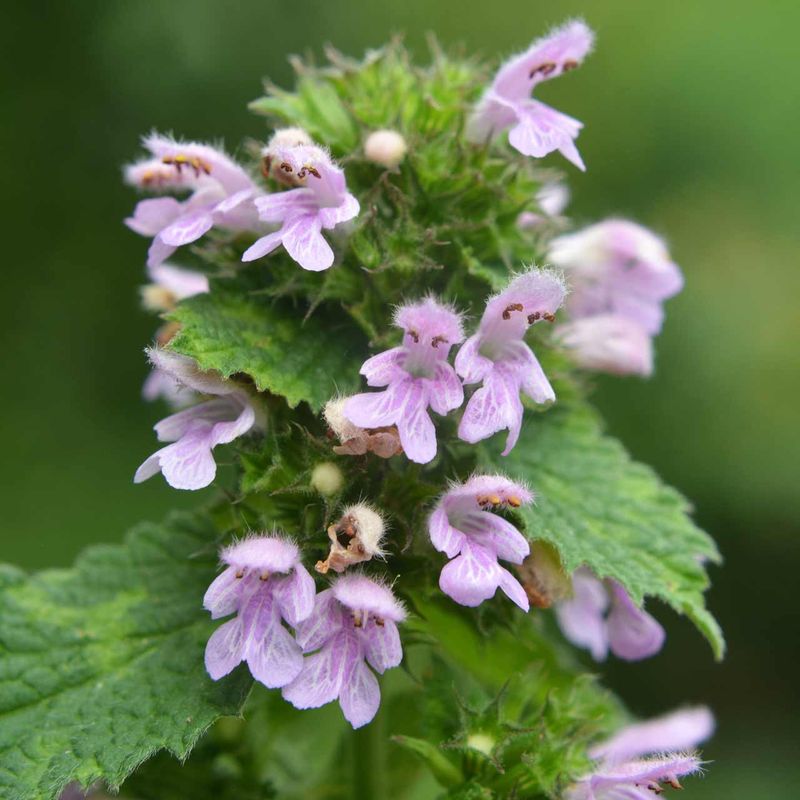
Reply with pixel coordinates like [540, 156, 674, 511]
[466, 733, 495, 756]
[265, 127, 313, 153]
[364, 129, 407, 169]
[342, 503, 385, 557]
[310, 461, 344, 496]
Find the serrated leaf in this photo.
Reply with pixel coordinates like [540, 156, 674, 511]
[479, 402, 724, 659]
[0, 514, 253, 800]
[169, 288, 367, 411]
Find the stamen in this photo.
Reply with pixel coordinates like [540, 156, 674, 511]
[235, 569, 245, 579]
[527, 311, 541, 324]
[647, 783, 665, 795]
[408, 329, 420, 343]
[562, 59, 579, 71]
[529, 61, 557, 79]
[477, 494, 503, 508]
[507, 495, 522, 508]
[259, 571, 271, 581]
[353, 610, 364, 628]
[431, 335, 449, 348]
[665, 779, 683, 790]
[543, 312, 555, 323]
[306, 165, 321, 179]
[162, 154, 211, 177]
[502, 303, 524, 320]
[375, 616, 385, 627]
[280, 161, 293, 174]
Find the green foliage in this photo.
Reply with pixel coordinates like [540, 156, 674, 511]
[481, 400, 724, 658]
[0, 514, 252, 800]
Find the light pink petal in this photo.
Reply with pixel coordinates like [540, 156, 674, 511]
[590, 707, 715, 763]
[213, 187, 255, 215]
[394, 381, 437, 464]
[428, 362, 464, 415]
[242, 230, 285, 262]
[208, 400, 256, 447]
[428, 506, 467, 559]
[125, 197, 183, 236]
[439, 542, 502, 607]
[319, 193, 360, 229]
[606, 581, 665, 661]
[345, 387, 400, 430]
[294, 589, 343, 652]
[159, 210, 215, 246]
[364, 620, 403, 673]
[458, 366, 524, 455]
[282, 214, 334, 271]
[146, 423, 218, 490]
[203, 566, 245, 619]
[332, 575, 406, 623]
[339, 657, 381, 729]
[498, 567, 530, 611]
[205, 617, 244, 680]
[254, 189, 312, 222]
[244, 599, 304, 689]
[133, 452, 162, 484]
[508, 101, 585, 170]
[147, 235, 177, 268]
[591, 753, 703, 788]
[474, 513, 530, 564]
[272, 564, 316, 627]
[154, 398, 240, 442]
[148, 263, 209, 299]
[360, 347, 406, 387]
[282, 631, 360, 710]
[454, 334, 494, 384]
[555, 568, 610, 661]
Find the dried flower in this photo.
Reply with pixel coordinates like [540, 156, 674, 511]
[316, 504, 387, 574]
[324, 396, 402, 458]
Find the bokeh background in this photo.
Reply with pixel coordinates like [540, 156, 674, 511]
[2, 1, 798, 797]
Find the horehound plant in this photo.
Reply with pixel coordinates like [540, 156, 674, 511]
[0, 20, 723, 800]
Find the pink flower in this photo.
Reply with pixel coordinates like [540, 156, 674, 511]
[455, 270, 565, 455]
[567, 707, 714, 799]
[204, 536, 315, 688]
[555, 567, 665, 661]
[517, 182, 570, 229]
[429, 475, 533, 610]
[467, 20, 594, 169]
[242, 138, 359, 271]
[282, 574, 406, 729]
[134, 349, 260, 491]
[345, 298, 465, 464]
[125, 134, 260, 268]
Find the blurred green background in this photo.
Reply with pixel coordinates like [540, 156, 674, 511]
[2, 1, 797, 797]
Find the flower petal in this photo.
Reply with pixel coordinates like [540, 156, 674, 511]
[428, 362, 464, 416]
[339, 657, 381, 729]
[498, 566, 530, 611]
[159, 210, 215, 246]
[282, 214, 334, 271]
[363, 620, 403, 673]
[439, 542, 502, 607]
[606, 581, 665, 661]
[204, 617, 244, 680]
[555, 568, 610, 661]
[242, 230, 284, 262]
[272, 564, 317, 627]
[428, 506, 467, 559]
[203, 566, 246, 619]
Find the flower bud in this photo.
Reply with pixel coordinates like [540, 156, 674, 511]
[516, 541, 571, 609]
[310, 461, 344, 496]
[364, 129, 407, 169]
[316, 503, 387, 574]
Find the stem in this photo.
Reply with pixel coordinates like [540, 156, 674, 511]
[352, 706, 387, 800]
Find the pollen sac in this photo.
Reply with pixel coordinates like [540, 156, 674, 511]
[315, 503, 386, 574]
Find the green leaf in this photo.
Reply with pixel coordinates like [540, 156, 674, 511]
[0, 513, 253, 800]
[169, 286, 367, 412]
[479, 402, 725, 659]
[392, 736, 464, 789]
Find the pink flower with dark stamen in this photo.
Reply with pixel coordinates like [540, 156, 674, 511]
[567, 707, 714, 800]
[555, 567, 665, 661]
[242, 136, 359, 271]
[455, 269, 565, 455]
[282, 574, 406, 729]
[345, 298, 465, 464]
[429, 475, 533, 610]
[125, 134, 260, 268]
[134, 349, 260, 491]
[467, 19, 594, 169]
[204, 536, 315, 688]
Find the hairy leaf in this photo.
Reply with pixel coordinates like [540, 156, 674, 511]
[480, 402, 724, 658]
[0, 514, 252, 800]
[169, 287, 367, 411]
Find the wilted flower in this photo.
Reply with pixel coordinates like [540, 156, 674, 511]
[134, 349, 260, 491]
[455, 269, 565, 454]
[467, 19, 594, 169]
[324, 396, 402, 458]
[430, 475, 533, 610]
[125, 134, 260, 268]
[555, 567, 665, 661]
[567, 707, 714, 800]
[345, 298, 465, 464]
[242, 132, 359, 271]
[204, 536, 315, 688]
[316, 504, 387, 574]
[282, 574, 406, 728]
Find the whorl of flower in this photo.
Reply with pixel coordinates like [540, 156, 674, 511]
[455, 269, 565, 455]
[467, 19, 594, 169]
[125, 134, 260, 268]
[316, 503, 387, 574]
[567, 707, 714, 800]
[429, 475, 533, 611]
[203, 536, 315, 688]
[282, 574, 406, 729]
[323, 396, 402, 458]
[556, 314, 654, 376]
[517, 182, 570, 229]
[345, 298, 465, 465]
[134, 349, 259, 491]
[242, 134, 359, 271]
[555, 567, 665, 661]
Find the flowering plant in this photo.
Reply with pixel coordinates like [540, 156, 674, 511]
[0, 20, 722, 800]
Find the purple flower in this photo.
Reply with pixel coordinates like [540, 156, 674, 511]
[549, 219, 684, 336]
[242, 135, 359, 271]
[467, 20, 594, 169]
[567, 707, 714, 799]
[134, 349, 260, 491]
[429, 475, 533, 611]
[455, 269, 565, 455]
[517, 182, 570, 230]
[555, 567, 665, 661]
[282, 574, 406, 729]
[125, 134, 260, 268]
[345, 298, 465, 464]
[204, 536, 315, 688]
[555, 314, 653, 376]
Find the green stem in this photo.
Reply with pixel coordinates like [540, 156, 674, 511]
[352, 706, 387, 800]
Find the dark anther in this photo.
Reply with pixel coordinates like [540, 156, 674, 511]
[375, 617, 385, 627]
[280, 161, 293, 173]
[507, 495, 522, 508]
[307, 166, 321, 178]
[529, 61, 557, 79]
[527, 311, 541, 324]
[431, 335, 448, 348]
[543, 312, 556, 323]
[665, 779, 683, 790]
[408, 329, 420, 343]
[562, 59, 579, 72]
[502, 303, 524, 320]
[235, 569, 244, 579]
